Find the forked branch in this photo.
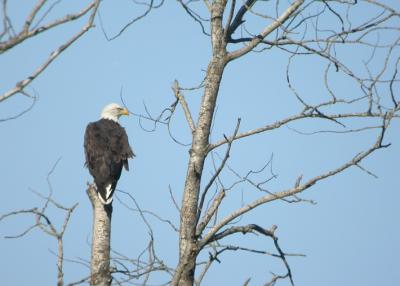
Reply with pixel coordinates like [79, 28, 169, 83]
[227, 0, 304, 61]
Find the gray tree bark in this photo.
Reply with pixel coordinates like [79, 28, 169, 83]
[172, 2, 228, 286]
[87, 185, 112, 286]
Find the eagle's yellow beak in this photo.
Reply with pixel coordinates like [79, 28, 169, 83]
[120, 108, 129, 116]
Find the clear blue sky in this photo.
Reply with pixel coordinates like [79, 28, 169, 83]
[1, 1, 399, 285]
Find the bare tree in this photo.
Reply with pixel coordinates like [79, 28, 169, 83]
[154, 1, 399, 285]
[1, 1, 399, 286]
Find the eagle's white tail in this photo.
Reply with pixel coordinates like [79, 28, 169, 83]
[97, 192, 113, 205]
[95, 183, 114, 205]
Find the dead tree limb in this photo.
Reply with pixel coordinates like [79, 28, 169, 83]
[87, 184, 112, 286]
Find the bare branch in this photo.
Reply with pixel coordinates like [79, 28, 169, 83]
[224, 0, 236, 39]
[23, 0, 47, 33]
[200, 224, 296, 286]
[0, 90, 38, 122]
[208, 110, 389, 152]
[0, 0, 100, 103]
[173, 80, 196, 133]
[201, 115, 392, 248]
[65, 276, 91, 286]
[0, 160, 78, 286]
[195, 119, 241, 237]
[0, 1, 96, 53]
[227, 0, 304, 61]
[123, 89, 193, 146]
[116, 190, 178, 232]
[203, 0, 211, 12]
[226, 0, 257, 39]
[99, 0, 164, 41]
[210, 243, 305, 258]
[196, 189, 225, 237]
[169, 185, 181, 213]
[177, 0, 210, 36]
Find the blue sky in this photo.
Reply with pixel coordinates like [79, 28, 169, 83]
[1, 1, 399, 285]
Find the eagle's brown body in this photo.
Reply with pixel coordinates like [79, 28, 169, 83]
[84, 118, 134, 204]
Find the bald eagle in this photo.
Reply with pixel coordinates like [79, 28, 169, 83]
[84, 103, 134, 205]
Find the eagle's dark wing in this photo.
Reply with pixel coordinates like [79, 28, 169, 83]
[108, 121, 135, 171]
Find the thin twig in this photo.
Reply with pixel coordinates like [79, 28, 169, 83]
[172, 80, 196, 132]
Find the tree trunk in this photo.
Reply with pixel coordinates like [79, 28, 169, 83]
[172, 2, 228, 286]
[87, 185, 112, 286]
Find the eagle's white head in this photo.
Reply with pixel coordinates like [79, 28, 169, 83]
[101, 103, 129, 122]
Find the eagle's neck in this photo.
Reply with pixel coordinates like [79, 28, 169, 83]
[100, 114, 119, 123]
